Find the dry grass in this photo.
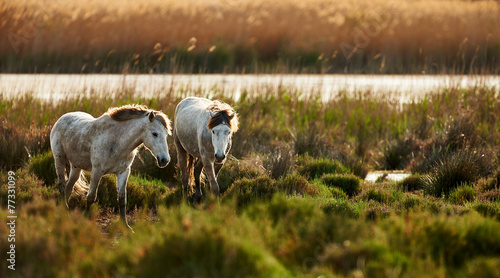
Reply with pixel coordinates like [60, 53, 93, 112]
[1, 0, 499, 73]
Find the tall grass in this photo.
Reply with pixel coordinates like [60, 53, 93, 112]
[1, 0, 499, 73]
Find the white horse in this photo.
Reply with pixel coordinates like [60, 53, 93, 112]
[173, 97, 239, 201]
[50, 104, 171, 228]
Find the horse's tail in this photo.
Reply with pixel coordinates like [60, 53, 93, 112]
[73, 172, 90, 196]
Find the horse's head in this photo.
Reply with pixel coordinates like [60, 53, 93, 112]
[208, 110, 237, 164]
[143, 111, 172, 168]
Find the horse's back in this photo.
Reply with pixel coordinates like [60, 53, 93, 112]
[174, 97, 212, 155]
[176, 97, 212, 113]
[51, 112, 96, 162]
[51, 112, 95, 138]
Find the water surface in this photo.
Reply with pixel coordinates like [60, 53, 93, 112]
[0, 74, 498, 102]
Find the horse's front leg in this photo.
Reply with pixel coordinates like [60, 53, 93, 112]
[201, 157, 219, 196]
[116, 168, 133, 230]
[84, 169, 103, 215]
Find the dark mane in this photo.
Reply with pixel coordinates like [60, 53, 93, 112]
[206, 101, 239, 133]
[107, 104, 172, 134]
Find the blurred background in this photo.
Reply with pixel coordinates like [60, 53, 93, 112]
[2, 0, 499, 74]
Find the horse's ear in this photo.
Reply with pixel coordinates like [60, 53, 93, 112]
[228, 112, 235, 120]
[209, 110, 215, 117]
[148, 111, 155, 122]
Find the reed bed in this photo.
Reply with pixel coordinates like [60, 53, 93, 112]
[1, 0, 499, 73]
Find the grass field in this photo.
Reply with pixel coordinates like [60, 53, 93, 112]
[1, 0, 500, 73]
[1, 84, 500, 277]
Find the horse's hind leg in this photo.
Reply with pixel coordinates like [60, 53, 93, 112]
[65, 166, 82, 209]
[53, 152, 68, 196]
[193, 159, 203, 202]
[174, 133, 190, 195]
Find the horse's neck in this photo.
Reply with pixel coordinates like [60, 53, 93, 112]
[113, 118, 145, 153]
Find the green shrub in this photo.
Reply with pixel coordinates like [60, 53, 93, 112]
[28, 151, 57, 186]
[474, 202, 500, 221]
[322, 199, 362, 218]
[298, 157, 348, 180]
[112, 204, 292, 278]
[126, 175, 169, 210]
[329, 187, 348, 199]
[398, 174, 424, 192]
[0, 199, 108, 278]
[423, 212, 500, 267]
[360, 188, 394, 205]
[396, 194, 424, 211]
[276, 174, 316, 196]
[448, 183, 477, 205]
[0, 167, 58, 206]
[364, 200, 392, 220]
[224, 176, 276, 207]
[218, 159, 267, 195]
[465, 257, 500, 278]
[320, 173, 360, 197]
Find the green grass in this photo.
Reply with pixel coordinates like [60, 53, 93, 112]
[2, 84, 500, 276]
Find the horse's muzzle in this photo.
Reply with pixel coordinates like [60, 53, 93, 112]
[214, 153, 226, 163]
[157, 156, 170, 168]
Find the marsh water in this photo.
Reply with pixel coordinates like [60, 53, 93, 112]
[1, 74, 498, 102]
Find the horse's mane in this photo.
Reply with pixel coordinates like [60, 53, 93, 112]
[107, 104, 172, 134]
[206, 101, 239, 133]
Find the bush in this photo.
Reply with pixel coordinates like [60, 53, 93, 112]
[465, 257, 500, 278]
[28, 151, 57, 186]
[218, 159, 267, 195]
[448, 183, 477, 205]
[474, 202, 500, 221]
[276, 174, 316, 197]
[298, 157, 348, 180]
[224, 176, 276, 207]
[0, 199, 107, 278]
[398, 174, 424, 192]
[360, 188, 394, 205]
[322, 199, 362, 218]
[421, 148, 495, 197]
[364, 200, 392, 220]
[0, 167, 58, 206]
[396, 194, 424, 211]
[383, 136, 418, 170]
[0, 117, 51, 170]
[329, 187, 348, 199]
[126, 175, 170, 210]
[320, 173, 360, 197]
[423, 212, 500, 267]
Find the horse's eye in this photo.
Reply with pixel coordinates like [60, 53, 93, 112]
[152, 132, 158, 137]
[212, 130, 215, 134]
